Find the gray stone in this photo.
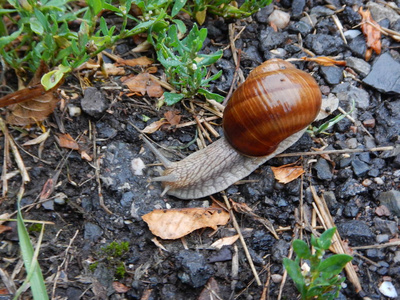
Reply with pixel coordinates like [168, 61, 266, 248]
[346, 56, 371, 77]
[81, 87, 108, 118]
[255, 5, 274, 23]
[291, 0, 306, 19]
[310, 6, 334, 17]
[259, 27, 289, 50]
[84, 222, 103, 242]
[344, 200, 359, 217]
[313, 158, 333, 180]
[272, 239, 289, 262]
[288, 21, 312, 37]
[363, 53, 400, 94]
[374, 217, 398, 235]
[320, 66, 343, 85]
[366, 2, 400, 24]
[394, 251, 400, 263]
[348, 35, 367, 58]
[376, 234, 389, 244]
[338, 220, 376, 246]
[351, 159, 370, 177]
[333, 83, 370, 109]
[378, 190, 400, 216]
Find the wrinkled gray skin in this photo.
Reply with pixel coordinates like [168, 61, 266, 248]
[144, 129, 306, 199]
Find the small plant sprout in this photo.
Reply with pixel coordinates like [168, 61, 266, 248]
[283, 227, 353, 300]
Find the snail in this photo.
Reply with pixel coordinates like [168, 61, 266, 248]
[142, 59, 322, 199]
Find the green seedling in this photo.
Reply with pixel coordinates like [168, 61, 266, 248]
[153, 23, 223, 105]
[283, 227, 353, 300]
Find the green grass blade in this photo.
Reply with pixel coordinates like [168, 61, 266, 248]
[14, 202, 49, 300]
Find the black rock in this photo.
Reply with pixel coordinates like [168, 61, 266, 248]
[374, 217, 398, 235]
[366, 248, 385, 260]
[320, 66, 344, 85]
[344, 200, 359, 217]
[255, 5, 274, 24]
[291, 0, 306, 19]
[338, 220, 376, 246]
[336, 178, 367, 199]
[313, 158, 333, 180]
[288, 21, 312, 36]
[271, 239, 289, 262]
[81, 87, 108, 118]
[176, 250, 214, 288]
[348, 35, 367, 58]
[351, 159, 370, 177]
[363, 53, 400, 94]
[304, 34, 344, 55]
[340, 6, 362, 26]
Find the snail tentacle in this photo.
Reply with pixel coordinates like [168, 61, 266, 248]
[141, 135, 172, 168]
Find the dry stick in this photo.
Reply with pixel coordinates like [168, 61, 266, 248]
[0, 117, 30, 184]
[337, 106, 373, 138]
[352, 240, 400, 250]
[276, 145, 394, 158]
[51, 229, 79, 299]
[175, 116, 220, 129]
[277, 227, 299, 300]
[91, 120, 113, 214]
[222, 194, 262, 286]
[310, 186, 363, 293]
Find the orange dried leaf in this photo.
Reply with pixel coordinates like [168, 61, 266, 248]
[142, 207, 230, 240]
[271, 164, 305, 184]
[117, 56, 153, 67]
[112, 282, 130, 293]
[164, 110, 181, 126]
[146, 79, 163, 98]
[57, 133, 79, 150]
[102, 63, 125, 76]
[301, 56, 347, 66]
[142, 119, 168, 134]
[123, 73, 149, 95]
[0, 225, 12, 234]
[359, 8, 381, 61]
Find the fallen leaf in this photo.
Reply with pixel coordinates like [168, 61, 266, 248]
[102, 63, 125, 76]
[56, 133, 79, 150]
[271, 164, 305, 184]
[198, 278, 220, 300]
[301, 56, 347, 66]
[210, 234, 239, 250]
[146, 79, 164, 98]
[359, 7, 381, 61]
[22, 130, 51, 146]
[142, 207, 230, 240]
[0, 225, 12, 234]
[164, 110, 181, 126]
[141, 119, 168, 134]
[116, 56, 153, 67]
[112, 281, 130, 293]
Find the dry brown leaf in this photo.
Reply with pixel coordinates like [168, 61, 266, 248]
[116, 56, 153, 67]
[301, 56, 347, 66]
[141, 119, 168, 134]
[112, 281, 130, 293]
[142, 207, 230, 240]
[0, 225, 12, 234]
[210, 234, 239, 250]
[57, 133, 79, 150]
[102, 63, 125, 76]
[198, 277, 220, 300]
[359, 7, 382, 61]
[146, 79, 164, 98]
[22, 130, 51, 146]
[123, 72, 163, 98]
[271, 164, 305, 184]
[164, 110, 181, 126]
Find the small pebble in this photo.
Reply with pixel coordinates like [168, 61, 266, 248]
[379, 281, 398, 298]
[363, 119, 375, 128]
[268, 10, 290, 29]
[374, 177, 384, 185]
[376, 234, 389, 244]
[362, 179, 373, 187]
[68, 105, 82, 117]
[131, 158, 146, 175]
[271, 274, 283, 283]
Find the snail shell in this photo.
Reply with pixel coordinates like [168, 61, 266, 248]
[143, 59, 322, 199]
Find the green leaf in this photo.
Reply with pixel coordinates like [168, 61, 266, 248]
[0, 26, 23, 48]
[171, 0, 187, 17]
[318, 227, 336, 250]
[318, 254, 353, 276]
[198, 88, 224, 102]
[164, 92, 184, 105]
[41, 64, 71, 90]
[30, 18, 44, 35]
[293, 240, 312, 259]
[197, 50, 223, 67]
[283, 258, 306, 297]
[172, 19, 186, 35]
[34, 8, 49, 32]
[99, 16, 109, 36]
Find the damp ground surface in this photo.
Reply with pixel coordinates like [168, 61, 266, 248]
[1, 1, 400, 299]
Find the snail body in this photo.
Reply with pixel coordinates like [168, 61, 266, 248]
[143, 59, 322, 199]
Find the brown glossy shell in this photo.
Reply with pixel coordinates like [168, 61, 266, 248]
[223, 59, 322, 157]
